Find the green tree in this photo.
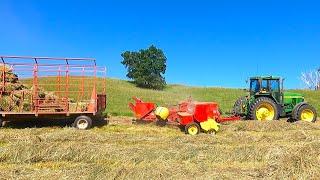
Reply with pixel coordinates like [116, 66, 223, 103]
[121, 45, 167, 90]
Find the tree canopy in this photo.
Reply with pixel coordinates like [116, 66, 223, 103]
[121, 45, 167, 90]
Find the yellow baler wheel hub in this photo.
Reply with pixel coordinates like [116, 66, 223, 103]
[187, 125, 199, 135]
[300, 109, 314, 122]
[256, 102, 275, 121]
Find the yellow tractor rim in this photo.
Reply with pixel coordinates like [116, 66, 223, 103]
[188, 125, 199, 135]
[300, 109, 314, 122]
[256, 102, 275, 121]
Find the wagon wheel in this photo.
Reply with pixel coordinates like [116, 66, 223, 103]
[73, 116, 93, 130]
[185, 123, 200, 135]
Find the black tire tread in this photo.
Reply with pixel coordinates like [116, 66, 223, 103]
[292, 102, 307, 120]
[184, 122, 200, 135]
[73, 115, 93, 130]
[248, 97, 279, 120]
[296, 104, 317, 122]
[232, 96, 247, 116]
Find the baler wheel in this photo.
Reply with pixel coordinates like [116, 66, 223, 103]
[73, 116, 93, 130]
[296, 104, 317, 122]
[0, 118, 3, 128]
[185, 123, 200, 135]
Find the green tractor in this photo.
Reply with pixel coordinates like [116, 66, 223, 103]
[233, 76, 317, 122]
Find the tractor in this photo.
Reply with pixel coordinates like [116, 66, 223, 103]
[233, 76, 317, 122]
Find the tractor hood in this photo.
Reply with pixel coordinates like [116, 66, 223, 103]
[283, 92, 304, 99]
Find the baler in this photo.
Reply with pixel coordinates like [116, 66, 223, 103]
[129, 97, 240, 135]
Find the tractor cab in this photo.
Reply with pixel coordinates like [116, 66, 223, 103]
[249, 76, 282, 104]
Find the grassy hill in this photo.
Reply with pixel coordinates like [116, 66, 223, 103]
[0, 78, 319, 179]
[106, 78, 246, 116]
[106, 78, 320, 116]
[21, 77, 320, 116]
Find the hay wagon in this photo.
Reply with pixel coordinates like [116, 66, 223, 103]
[0, 56, 107, 129]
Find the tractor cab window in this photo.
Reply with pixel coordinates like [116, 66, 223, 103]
[270, 80, 280, 91]
[250, 79, 260, 93]
[261, 80, 269, 91]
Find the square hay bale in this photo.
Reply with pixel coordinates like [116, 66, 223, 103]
[0, 96, 16, 112]
[69, 102, 88, 112]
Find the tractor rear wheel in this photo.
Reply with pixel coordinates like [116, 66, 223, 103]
[249, 97, 279, 121]
[185, 123, 200, 135]
[232, 96, 247, 116]
[73, 116, 93, 130]
[296, 104, 317, 122]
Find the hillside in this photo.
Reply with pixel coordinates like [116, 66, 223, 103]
[0, 78, 319, 179]
[20, 77, 320, 116]
[105, 78, 320, 116]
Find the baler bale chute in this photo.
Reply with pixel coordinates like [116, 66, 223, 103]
[129, 97, 241, 135]
[232, 76, 318, 122]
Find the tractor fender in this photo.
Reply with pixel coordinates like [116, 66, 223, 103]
[292, 102, 308, 120]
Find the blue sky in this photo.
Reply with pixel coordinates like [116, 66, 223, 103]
[0, 0, 319, 89]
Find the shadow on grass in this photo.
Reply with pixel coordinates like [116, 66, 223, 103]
[133, 119, 184, 133]
[3, 118, 109, 129]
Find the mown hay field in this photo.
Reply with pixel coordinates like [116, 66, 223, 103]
[0, 120, 320, 179]
[0, 77, 319, 179]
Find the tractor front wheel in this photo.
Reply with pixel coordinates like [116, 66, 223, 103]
[185, 123, 200, 135]
[249, 97, 279, 121]
[296, 104, 317, 122]
[73, 116, 93, 130]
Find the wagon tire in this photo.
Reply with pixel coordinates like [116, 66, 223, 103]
[185, 122, 200, 135]
[73, 116, 93, 130]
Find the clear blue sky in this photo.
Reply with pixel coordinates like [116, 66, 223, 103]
[0, 0, 319, 89]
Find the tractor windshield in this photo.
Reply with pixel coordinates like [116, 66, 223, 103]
[270, 80, 280, 91]
[250, 79, 260, 93]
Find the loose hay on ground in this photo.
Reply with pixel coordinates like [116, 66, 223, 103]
[0, 119, 319, 179]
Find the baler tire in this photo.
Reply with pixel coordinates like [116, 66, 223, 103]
[185, 123, 200, 135]
[232, 96, 247, 117]
[0, 118, 3, 128]
[296, 104, 317, 123]
[249, 97, 279, 121]
[73, 116, 93, 130]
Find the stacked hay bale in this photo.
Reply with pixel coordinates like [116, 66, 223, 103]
[0, 65, 64, 112]
[0, 66, 29, 112]
[69, 102, 88, 112]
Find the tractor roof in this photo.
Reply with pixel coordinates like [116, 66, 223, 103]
[250, 76, 281, 80]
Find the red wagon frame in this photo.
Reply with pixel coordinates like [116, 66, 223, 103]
[0, 56, 107, 125]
